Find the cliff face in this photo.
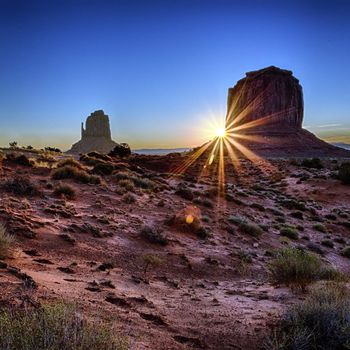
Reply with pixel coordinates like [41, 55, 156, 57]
[82, 110, 112, 139]
[226, 66, 303, 134]
[222, 66, 350, 157]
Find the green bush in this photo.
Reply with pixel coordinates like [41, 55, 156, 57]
[239, 222, 263, 238]
[266, 283, 350, 349]
[341, 246, 350, 258]
[269, 247, 322, 290]
[280, 227, 299, 240]
[52, 166, 100, 185]
[338, 162, 350, 185]
[321, 239, 334, 248]
[0, 303, 127, 350]
[0, 223, 15, 259]
[313, 223, 327, 233]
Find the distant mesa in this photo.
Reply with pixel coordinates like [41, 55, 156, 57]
[69, 110, 118, 154]
[226, 66, 350, 157]
[227, 66, 303, 134]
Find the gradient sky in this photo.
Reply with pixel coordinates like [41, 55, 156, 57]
[0, 0, 349, 150]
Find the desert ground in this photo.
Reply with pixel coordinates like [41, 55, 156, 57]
[0, 148, 349, 349]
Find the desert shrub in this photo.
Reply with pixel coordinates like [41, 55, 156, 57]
[290, 211, 303, 220]
[122, 193, 136, 204]
[281, 199, 306, 211]
[118, 179, 135, 191]
[280, 227, 299, 240]
[132, 176, 154, 189]
[307, 242, 325, 255]
[341, 246, 350, 258]
[289, 158, 299, 166]
[3, 176, 41, 196]
[54, 184, 76, 200]
[301, 158, 323, 169]
[175, 183, 193, 200]
[16, 154, 33, 166]
[114, 172, 131, 181]
[140, 225, 168, 245]
[193, 197, 214, 208]
[92, 162, 114, 176]
[0, 224, 15, 259]
[52, 166, 100, 185]
[338, 162, 350, 185]
[270, 247, 342, 291]
[142, 254, 163, 275]
[87, 152, 112, 162]
[269, 247, 322, 290]
[196, 226, 210, 239]
[37, 152, 57, 163]
[44, 146, 61, 153]
[5, 153, 33, 166]
[114, 172, 154, 190]
[239, 222, 263, 238]
[0, 303, 127, 350]
[250, 203, 265, 211]
[228, 215, 246, 225]
[312, 223, 327, 233]
[321, 239, 334, 248]
[109, 143, 131, 158]
[57, 158, 84, 169]
[266, 283, 350, 350]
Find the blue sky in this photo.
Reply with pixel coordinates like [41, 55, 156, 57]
[0, 0, 349, 150]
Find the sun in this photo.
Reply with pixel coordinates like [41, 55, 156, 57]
[215, 127, 226, 138]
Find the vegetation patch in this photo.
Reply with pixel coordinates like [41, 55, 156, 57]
[280, 227, 299, 240]
[57, 158, 84, 170]
[140, 225, 168, 245]
[301, 157, 323, 169]
[54, 184, 76, 200]
[269, 247, 340, 290]
[0, 223, 15, 259]
[52, 166, 100, 185]
[312, 223, 327, 233]
[267, 283, 350, 349]
[92, 162, 114, 176]
[239, 222, 263, 238]
[0, 303, 127, 350]
[3, 176, 41, 196]
[338, 162, 350, 185]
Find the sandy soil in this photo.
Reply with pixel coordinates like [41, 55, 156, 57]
[0, 152, 349, 349]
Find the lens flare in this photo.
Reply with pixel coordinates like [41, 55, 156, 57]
[215, 127, 226, 138]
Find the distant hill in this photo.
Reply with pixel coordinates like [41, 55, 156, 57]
[132, 148, 191, 155]
[332, 143, 350, 150]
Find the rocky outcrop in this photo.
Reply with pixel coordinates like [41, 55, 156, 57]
[226, 66, 303, 134]
[69, 110, 118, 154]
[224, 66, 350, 157]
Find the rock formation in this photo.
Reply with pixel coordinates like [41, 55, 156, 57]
[226, 66, 303, 133]
[69, 110, 118, 154]
[225, 66, 350, 157]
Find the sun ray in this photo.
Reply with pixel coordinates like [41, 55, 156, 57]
[226, 136, 275, 174]
[171, 140, 213, 176]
